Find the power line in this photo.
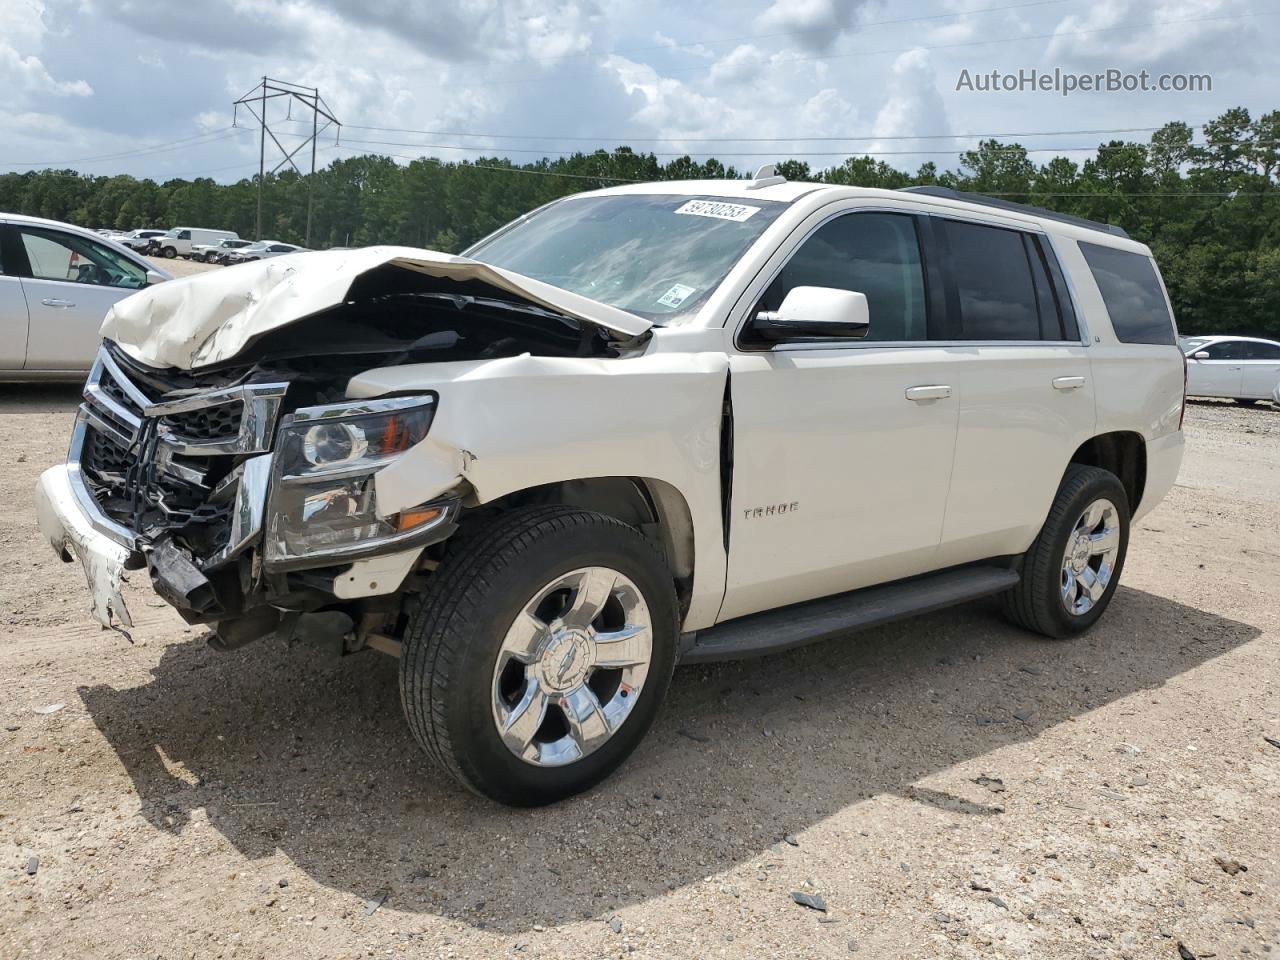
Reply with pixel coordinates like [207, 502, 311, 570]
[298, 131, 1243, 159]
[0, 127, 245, 168]
[298, 121, 1177, 145]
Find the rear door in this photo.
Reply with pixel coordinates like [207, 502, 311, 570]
[1186, 339, 1244, 398]
[0, 225, 31, 369]
[721, 207, 962, 621]
[928, 216, 1098, 567]
[1241, 340, 1280, 398]
[12, 224, 149, 371]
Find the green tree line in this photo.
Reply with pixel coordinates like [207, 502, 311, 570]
[2, 106, 1277, 338]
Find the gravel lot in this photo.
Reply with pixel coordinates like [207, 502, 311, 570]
[1, 390, 1277, 960]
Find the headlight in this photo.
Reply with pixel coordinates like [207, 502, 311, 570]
[264, 396, 455, 569]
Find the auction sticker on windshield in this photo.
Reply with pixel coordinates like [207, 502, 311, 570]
[674, 200, 762, 222]
[657, 283, 697, 308]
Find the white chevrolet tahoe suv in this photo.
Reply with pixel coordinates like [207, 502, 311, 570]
[34, 174, 1186, 806]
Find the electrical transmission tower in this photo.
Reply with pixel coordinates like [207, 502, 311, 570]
[233, 77, 340, 247]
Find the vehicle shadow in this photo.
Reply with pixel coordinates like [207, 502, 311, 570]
[0, 382, 83, 414]
[78, 586, 1260, 934]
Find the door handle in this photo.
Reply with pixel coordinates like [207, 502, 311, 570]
[40, 297, 75, 308]
[1052, 376, 1086, 390]
[905, 384, 951, 402]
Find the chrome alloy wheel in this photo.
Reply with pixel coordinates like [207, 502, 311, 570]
[490, 567, 653, 767]
[1060, 497, 1121, 616]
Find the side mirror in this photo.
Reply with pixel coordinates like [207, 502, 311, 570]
[145, 269, 166, 286]
[1192, 350, 1210, 360]
[753, 286, 870, 341]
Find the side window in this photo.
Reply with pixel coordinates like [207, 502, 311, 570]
[1201, 340, 1244, 360]
[1078, 241, 1176, 345]
[940, 220, 1042, 340]
[18, 228, 147, 289]
[177, 230, 191, 240]
[1244, 341, 1280, 360]
[758, 212, 928, 341]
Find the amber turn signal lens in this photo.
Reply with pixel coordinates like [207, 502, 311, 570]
[394, 507, 443, 532]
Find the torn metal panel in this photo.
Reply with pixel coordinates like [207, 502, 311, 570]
[101, 246, 652, 370]
[34, 465, 134, 631]
[350, 351, 730, 631]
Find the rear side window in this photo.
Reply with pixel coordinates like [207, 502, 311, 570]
[1079, 242, 1175, 345]
[1244, 341, 1280, 360]
[941, 220, 1063, 341]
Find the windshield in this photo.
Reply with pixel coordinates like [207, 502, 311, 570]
[1179, 336, 1210, 353]
[466, 194, 788, 322]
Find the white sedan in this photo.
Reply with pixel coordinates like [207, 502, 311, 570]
[1182, 335, 1280, 406]
[1, 213, 169, 378]
[223, 240, 303, 264]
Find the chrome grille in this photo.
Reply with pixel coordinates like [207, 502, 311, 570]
[72, 345, 288, 566]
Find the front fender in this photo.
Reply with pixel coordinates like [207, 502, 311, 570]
[349, 352, 729, 630]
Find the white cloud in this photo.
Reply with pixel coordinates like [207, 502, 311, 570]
[871, 49, 950, 145]
[755, 0, 872, 52]
[0, 0, 92, 99]
[653, 31, 714, 59]
[1045, 0, 1253, 67]
[708, 44, 768, 86]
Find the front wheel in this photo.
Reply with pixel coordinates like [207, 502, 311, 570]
[400, 506, 678, 806]
[1002, 464, 1130, 638]
[160, 245, 176, 258]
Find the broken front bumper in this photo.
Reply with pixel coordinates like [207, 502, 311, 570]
[34, 463, 139, 629]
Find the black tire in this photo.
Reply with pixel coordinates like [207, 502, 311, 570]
[1233, 398, 1259, 406]
[160, 245, 176, 259]
[400, 506, 679, 806]
[1002, 464, 1130, 639]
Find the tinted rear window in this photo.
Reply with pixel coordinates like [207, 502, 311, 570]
[1079, 242, 1175, 345]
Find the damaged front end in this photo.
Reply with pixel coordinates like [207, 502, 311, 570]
[38, 248, 650, 651]
[39, 343, 461, 649]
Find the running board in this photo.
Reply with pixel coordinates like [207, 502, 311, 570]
[681, 565, 1020, 664]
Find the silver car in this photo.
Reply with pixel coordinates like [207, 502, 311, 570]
[0, 213, 169, 379]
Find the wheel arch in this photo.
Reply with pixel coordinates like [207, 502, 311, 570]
[1068, 431, 1147, 514]
[473, 476, 697, 618]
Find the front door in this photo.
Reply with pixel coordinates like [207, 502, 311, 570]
[13, 225, 149, 371]
[1187, 339, 1244, 398]
[720, 210, 959, 622]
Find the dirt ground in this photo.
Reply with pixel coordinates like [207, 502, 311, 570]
[1, 392, 1277, 960]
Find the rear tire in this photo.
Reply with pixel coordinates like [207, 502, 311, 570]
[1002, 465, 1130, 638]
[399, 506, 678, 806]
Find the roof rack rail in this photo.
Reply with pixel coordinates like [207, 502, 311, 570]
[897, 186, 1129, 238]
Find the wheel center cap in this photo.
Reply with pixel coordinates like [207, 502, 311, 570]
[1070, 535, 1091, 572]
[538, 630, 592, 692]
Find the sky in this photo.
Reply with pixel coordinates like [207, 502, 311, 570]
[1, 0, 1277, 183]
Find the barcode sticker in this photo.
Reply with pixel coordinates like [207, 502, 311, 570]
[674, 200, 761, 222]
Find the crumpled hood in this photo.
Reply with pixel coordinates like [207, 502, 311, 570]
[100, 245, 652, 370]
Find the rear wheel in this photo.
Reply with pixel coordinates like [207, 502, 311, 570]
[400, 506, 678, 806]
[1002, 465, 1130, 638]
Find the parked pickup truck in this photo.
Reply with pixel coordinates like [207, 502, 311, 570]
[34, 173, 1186, 806]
